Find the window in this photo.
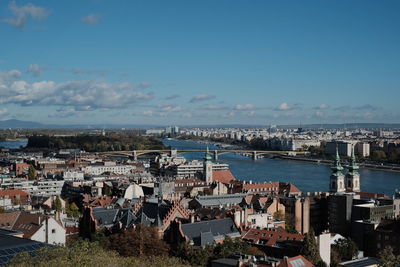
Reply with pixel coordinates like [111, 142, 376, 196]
[52, 229, 56, 234]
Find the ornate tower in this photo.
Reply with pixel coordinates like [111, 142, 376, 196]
[330, 146, 345, 193]
[203, 147, 213, 183]
[345, 145, 360, 192]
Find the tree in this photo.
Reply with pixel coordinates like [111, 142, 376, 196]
[331, 237, 358, 262]
[28, 165, 36, 180]
[273, 210, 284, 221]
[301, 229, 323, 265]
[66, 202, 80, 218]
[378, 246, 400, 267]
[105, 225, 169, 257]
[54, 196, 62, 213]
[8, 240, 188, 267]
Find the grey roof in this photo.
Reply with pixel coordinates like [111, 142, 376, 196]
[92, 208, 119, 227]
[193, 193, 248, 207]
[92, 207, 136, 228]
[340, 257, 380, 267]
[181, 218, 240, 246]
[135, 202, 170, 227]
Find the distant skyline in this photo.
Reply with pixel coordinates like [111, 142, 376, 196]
[1, 0, 400, 125]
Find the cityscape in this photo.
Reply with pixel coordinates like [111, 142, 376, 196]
[1, 1, 400, 267]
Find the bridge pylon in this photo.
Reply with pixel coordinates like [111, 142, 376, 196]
[133, 150, 137, 161]
[252, 151, 257, 160]
[214, 150, 218, 161]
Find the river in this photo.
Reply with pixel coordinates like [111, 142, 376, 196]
[0, 139, 28, 149]
[162, 139, 400, 196]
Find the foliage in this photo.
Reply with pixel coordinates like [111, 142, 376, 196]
[54, 196, 62, 212]
[8, 240, 188, 267]
[378, 246, 400, 267]
[273, 210, 284, 221]
[104, 225, 169, 257]
[65, 202, 80, 218]
[301, 229, 323, 265]
[331, 237, 358, 263]
[27, 133, 166, 152]
[171, 236, 251, 267]
[28, 165, 36, 180]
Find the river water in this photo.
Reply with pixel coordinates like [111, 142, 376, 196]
[0, 140, 28, 149]
[163, 139, 400, 196]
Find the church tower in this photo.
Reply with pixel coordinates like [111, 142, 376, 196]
[345, 145, 360, 192]
[203, 147, 213, 184]
[330, 146, 345, 193]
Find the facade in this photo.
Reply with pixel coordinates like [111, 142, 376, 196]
[82, 165, 135, 175]
[345, 146, 360, 192]
[329, 147, 345, 193]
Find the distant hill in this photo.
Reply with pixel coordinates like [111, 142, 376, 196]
[1, 119, 399, 129]
[0, 119, 48, 129]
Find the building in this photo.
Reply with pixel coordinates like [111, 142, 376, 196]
[0, 211, 66, 245]
[82, 164, 135, 175]
[168, 218, 240, 247]
[345, 146, 360, 192]
[355, 142, 370, 157]
[330, 147, 346, 193]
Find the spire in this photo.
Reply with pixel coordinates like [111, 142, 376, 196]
[204, 146, 212, 162]
[331, 145, 343, 172]
[348, 145, 359, 171]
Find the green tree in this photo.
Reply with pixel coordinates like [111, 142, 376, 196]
[331, 237, 358, 263]
[54, 196, 62, 213]
[273, 210, 284, 221]
[378, 246, 400, 267]
[28, 165, 36, 180]
[105, 225, 169, 257]
[8, 240, 188, 267]
[67, 202, 80, 218]
[301, 229, 323, 265]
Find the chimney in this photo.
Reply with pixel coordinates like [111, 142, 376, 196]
[38, 216, 41, 225]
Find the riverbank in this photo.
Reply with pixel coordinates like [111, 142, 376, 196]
[277, 155, 400, 173]
[177, 137, 400, 174]
[163, 138, 400, 196]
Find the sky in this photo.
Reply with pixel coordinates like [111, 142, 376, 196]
[0, 0, 399, 126]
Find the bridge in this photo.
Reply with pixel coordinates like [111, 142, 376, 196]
[101, 149, 306, 161]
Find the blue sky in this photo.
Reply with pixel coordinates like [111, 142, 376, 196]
[0, 0, 399, 125]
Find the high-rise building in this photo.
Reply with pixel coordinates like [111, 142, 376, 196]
[330, 147, 345, 193]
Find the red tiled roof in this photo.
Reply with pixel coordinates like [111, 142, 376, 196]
[242, 228, 304, 247]
[0, 212, 20, 230]
[212, 170, 235, 183]
[243, 182, 280, 191]
[12, 212, 48, 238]
[347, 191, 389, 199]
[0, 189, 29, 197]
[277, 255, 314, 267]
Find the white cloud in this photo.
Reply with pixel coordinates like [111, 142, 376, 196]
[274, 102, 301, 111]
[0, 108, 8, 116]
[26, 64, 44, 77]
[182, 112, 192, 118]
[201, 104, 227, 110]
[314, 103, 330, 110]
[248, 110, 256, 116]
[189, 94, 215, 103]
[159, 104, 183, 113]
[222, 111, 235, 118]
[0, 69, 154, 109]
[142, 110, 154, 116]
[3, 1, 49, 28]
[82, 14, 101, 25]
[234, 104, 254, 110]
